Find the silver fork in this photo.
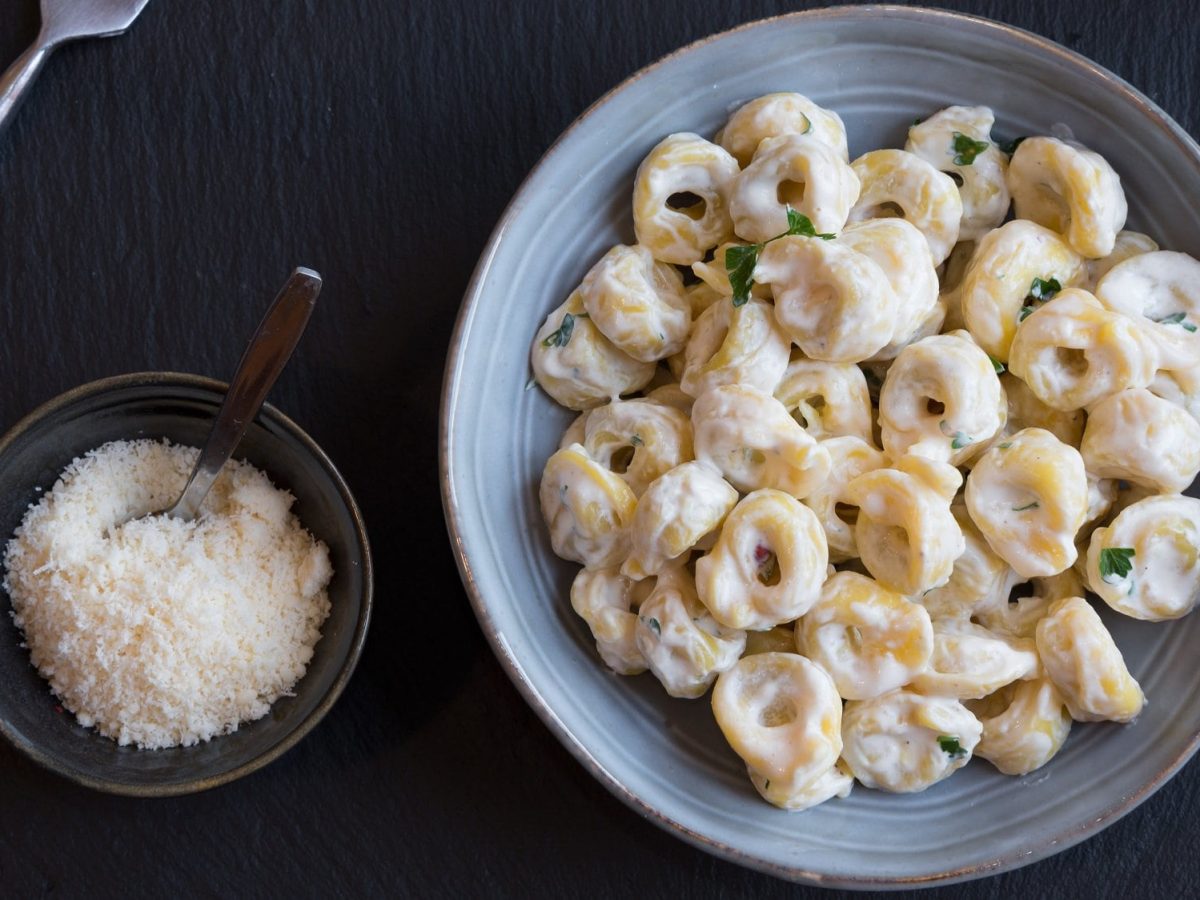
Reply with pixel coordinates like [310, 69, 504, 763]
[0, 0, 152, 135]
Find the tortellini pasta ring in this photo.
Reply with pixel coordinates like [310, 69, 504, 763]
[539, 443, 638, 569]
[718, 92, 850, 165]
[633, 133, 740, 265]
[968, 678, 1072, 776]
[583, 398, 694, 497]
[579, 244, 692, 362]
[712, 652, 850, 811]
[965, 427, 1089, 578]
[797, 571, 934, 701]
[692, 384, 832, 499]
[695, 489, 829, 631]
[1079, 388, 1200, 494]
[1007, 135, 1127, 259]
[679, 297, 791, 399]
[729, 133, 860, 243]
[846, 148, 964, 265]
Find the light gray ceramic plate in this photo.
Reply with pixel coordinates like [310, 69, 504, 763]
[441, 5, 1200, 889]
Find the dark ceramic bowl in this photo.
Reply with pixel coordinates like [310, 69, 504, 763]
[0, 372, 373, 796]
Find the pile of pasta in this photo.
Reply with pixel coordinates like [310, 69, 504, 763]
[529, 94, 1200, 810]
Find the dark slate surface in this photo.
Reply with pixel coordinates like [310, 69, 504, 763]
[0, 0, 1197, 896]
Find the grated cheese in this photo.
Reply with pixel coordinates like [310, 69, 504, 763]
[2, 439, 333, 749]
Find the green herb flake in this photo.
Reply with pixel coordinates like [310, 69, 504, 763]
[1013, 501, 1040, 512]
[726, 208, 835, 307]
[1099, 547, 1136, 583]
[1018, 305, 1036, 322]
[630, 434, 644, 446]
[726, 244, 760, 307]
[1029, 277, 1062, 302]
[999, 136, 1027, 156]
[785, 207, 836, 240]
[524, 375, 537, 391]
[998, 441, 1013, 450]
[951, 432, 972, 450]
[542, 312, 582, 348]
[938, 735, 967, 758]
[1156, 311, 1198, 332]
[988, 355, 1005, 374]
[912, 116, 924, 127]
[641, 616, 662, 636]
[951, 132, 990, 166]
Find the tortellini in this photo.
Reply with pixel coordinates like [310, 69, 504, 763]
[633, 133, 739, 265]
[622, 461, 738, 580]
[774, 355, 874, 444]
[730, 133, 860, 242]
[579, 244, 692, 361]
[1008, 289, 1159, 411]
[695, 489, 828, 630]
[712, 653, 851, 811]
[965, 428, 1089, 578]
[531, 290, 656, 409]
[845, 455, 965, 595]
[570, 566, 654, 675]
[847, 149, 964, 265]
[756, 234, 900, 363]
[1079, 388, 1200, 493]
[680, 297, 790, 398]
[540, 444, 637, 569]
[959, 219, 1085, 363]
[878, 330, 1006, 464]
[531, 98, 1200, 813]
[1008, 136, 1127, 259]
[797, 571, 934, 700]
[801, 436, 887, 563]
[839, 218, 941, 355]
[841, 691, 982, 793]
[905, 105, 1010, 241]
[1085, 494, 1200, 621]
[718, 92, 849, 165]
[583, 398, 694, 496]
[1035, 596, 1145, 722]
[692, 384, 831, 498]
[1084, 230, 1158, 290]
[1094, 250, 1200, 370]
[968, 679, 1072, 776]
[635, 565, 746, 698]
[908, 619, 1039, 700]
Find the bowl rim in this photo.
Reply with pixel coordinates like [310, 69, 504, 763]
[0, 370, 375, 798]
[440, 4, 1200, 888]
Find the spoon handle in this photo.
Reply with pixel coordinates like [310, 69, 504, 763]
[167, 267, 322, 520]
[0, 38, 51, 136]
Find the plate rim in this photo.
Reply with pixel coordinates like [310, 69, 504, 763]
[440, 4, 1200, 888]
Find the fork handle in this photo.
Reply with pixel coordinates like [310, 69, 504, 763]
[0, 39, 51, 135]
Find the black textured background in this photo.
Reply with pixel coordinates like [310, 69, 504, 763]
[1, 1, 1197, 896]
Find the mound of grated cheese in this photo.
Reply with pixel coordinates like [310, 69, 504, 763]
[2, 438, 333, 750]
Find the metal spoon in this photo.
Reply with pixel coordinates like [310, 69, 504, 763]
[0, 0, 153, 135]
[152, 268, 322, 522]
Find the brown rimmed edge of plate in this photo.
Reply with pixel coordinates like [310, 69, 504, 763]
[439, 5, 1200, 888]
[0, 371, 374, 798]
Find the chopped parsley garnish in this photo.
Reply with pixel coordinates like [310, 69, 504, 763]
[728, 207, 835, 306]
[641, 616, 662, 636]
[1155, 311, 1198, 332]
[630, 434, 644, 446]
[524, 375, 537, 391]
[940, 421, 972, 450]
[938, 735, 967, 758]
[1029, 277, 1062, 301]
[542, 311, 587, 348]
[951, 132, 990, 166]
[1013, 501, 1040, 512]
[998, 441, 1013, 449]
[998, 136, 1027, 156]
[1099, 547, 1135, 583]
[1018, 277, 1063, 323]
[912, 116, 924, 127]
[988, 355, 1005, 374]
